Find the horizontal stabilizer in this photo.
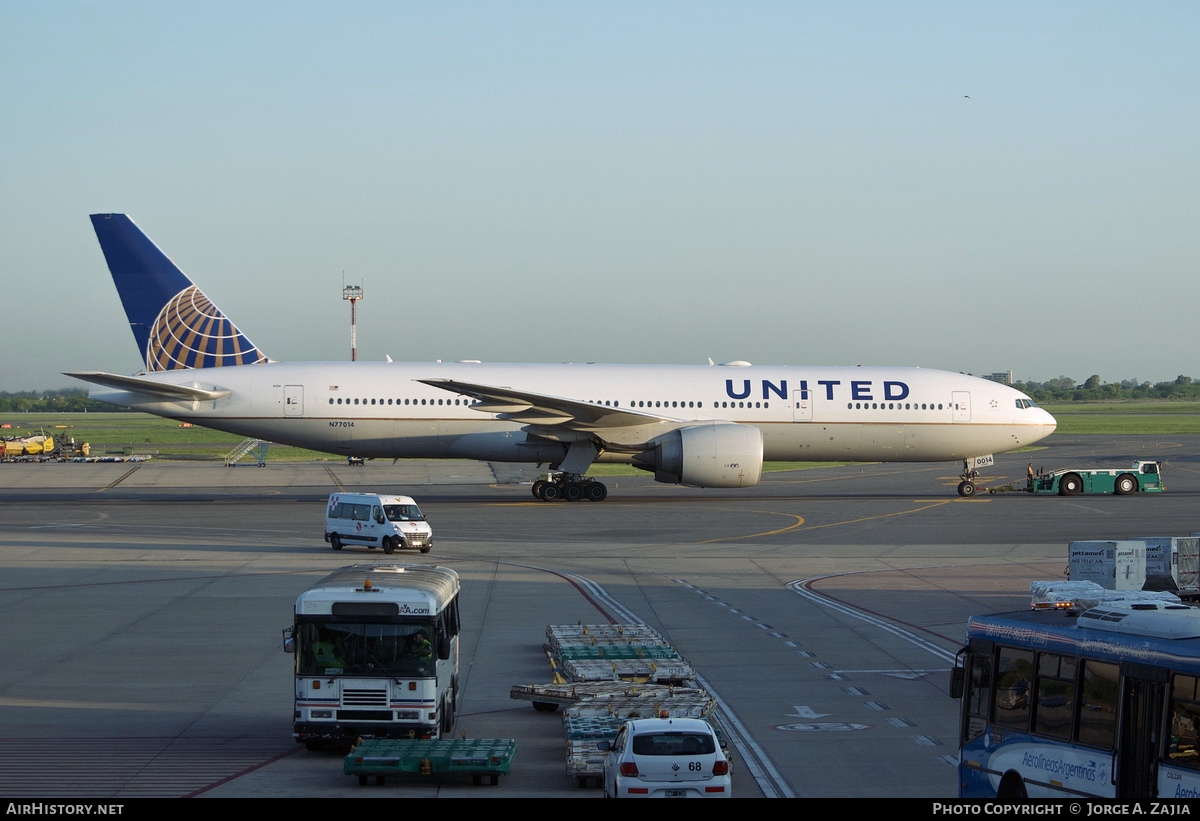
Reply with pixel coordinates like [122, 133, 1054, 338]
[66, 371, 232, 402]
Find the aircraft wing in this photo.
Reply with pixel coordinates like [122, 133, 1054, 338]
[418, 378, 678, 431]
[66, 371, 232, 402]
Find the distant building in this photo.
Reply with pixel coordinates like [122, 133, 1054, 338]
[983, 371, 1014, 386]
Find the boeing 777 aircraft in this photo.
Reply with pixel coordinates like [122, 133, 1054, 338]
[70, 214, 1056, 500]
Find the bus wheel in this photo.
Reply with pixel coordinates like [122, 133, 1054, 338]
[1115, 474, 1138, 495]
[382, 536, 395, 555]
[997, 771, 1027, 800]
[330, 534, 342, 551]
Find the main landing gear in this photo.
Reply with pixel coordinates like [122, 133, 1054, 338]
[532, 473, 609, 502]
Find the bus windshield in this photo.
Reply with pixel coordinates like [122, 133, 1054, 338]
[297, 621, 435, 676]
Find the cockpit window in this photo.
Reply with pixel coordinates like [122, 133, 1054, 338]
[1015, 399, 1039, 409]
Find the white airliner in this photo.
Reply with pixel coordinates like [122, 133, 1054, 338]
[70, 214, 1056, 500]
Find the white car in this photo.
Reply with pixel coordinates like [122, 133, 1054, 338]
[600, 717, 731, 798]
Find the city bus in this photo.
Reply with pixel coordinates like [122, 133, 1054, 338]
[285, 564, 460, 749]
[952, 599, 1200, 799]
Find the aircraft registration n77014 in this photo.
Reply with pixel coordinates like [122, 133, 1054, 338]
[70, 214, 1056, 501]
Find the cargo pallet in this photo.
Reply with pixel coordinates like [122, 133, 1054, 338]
[344, 737, 516, 786]
[544, 623, 694, 684]
[516, 623, 722, 787]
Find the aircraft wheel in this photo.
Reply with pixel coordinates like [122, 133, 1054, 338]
[382, 536, 395, 555]
[585, 482, 608, 502]
[1059, 473, 1083, 496]
[562, 482, 583, 502]
[957, 481, 976, 497]
[330, 534, 343, 551]
[1115, 474, 1137, 495]
[531, 480, 545, 499]
[539, 483, 561, 501]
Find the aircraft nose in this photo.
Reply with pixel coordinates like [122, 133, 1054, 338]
[1040, 409, 1058, 437]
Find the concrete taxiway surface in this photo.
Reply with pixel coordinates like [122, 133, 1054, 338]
[1, 433, 1197, 798]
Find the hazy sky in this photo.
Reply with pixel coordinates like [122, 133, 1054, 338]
[3, 1, 1197, 391]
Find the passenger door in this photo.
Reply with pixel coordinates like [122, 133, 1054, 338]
[284, 385, 304, 417]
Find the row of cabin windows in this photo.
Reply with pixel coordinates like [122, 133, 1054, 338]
[329, 397, 478, 406]
[846, 402, 946, 411]
[631, 400, 769, 409]
[325, 397, 961, 412]
[326, 397, 776, 410]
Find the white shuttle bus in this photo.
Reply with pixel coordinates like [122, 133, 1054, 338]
[324, 493, 433, 554]
[286, 564, 460, 749]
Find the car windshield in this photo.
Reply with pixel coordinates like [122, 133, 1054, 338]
[631, 732, 715, 756]
[383, 504, 423, 522]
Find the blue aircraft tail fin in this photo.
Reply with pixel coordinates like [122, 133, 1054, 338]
[90, 214, 269, 371]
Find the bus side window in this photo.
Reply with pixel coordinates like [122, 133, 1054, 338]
[1077, 660, 1119, 750]
[1168, 675, 1200, 767]
[1034, 652, 1076, 741]
[993, 647, 1034, 732]
[963, 653, 992, 744]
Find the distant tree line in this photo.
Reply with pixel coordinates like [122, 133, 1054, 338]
[0, 389, 119, 413]
[1013, 375, 1200, 403]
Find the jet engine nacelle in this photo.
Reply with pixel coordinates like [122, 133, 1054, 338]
[634, 422, 763, 488]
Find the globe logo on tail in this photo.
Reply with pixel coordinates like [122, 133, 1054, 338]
[146, 285, 268, 371]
